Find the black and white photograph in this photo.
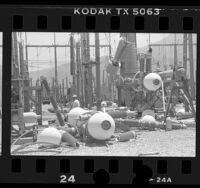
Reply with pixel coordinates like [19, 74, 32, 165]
[10, 32, 196, 156]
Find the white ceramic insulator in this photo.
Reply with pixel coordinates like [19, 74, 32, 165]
[37, 127, 62, 145]
[141, 115, 156, 124]
[143, 73, 162, 91]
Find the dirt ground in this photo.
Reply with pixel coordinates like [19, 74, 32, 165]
[11, 104, 196, 157]
[11, 127, 196, 157]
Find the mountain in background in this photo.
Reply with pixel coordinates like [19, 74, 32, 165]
[29, 56, 110, 86]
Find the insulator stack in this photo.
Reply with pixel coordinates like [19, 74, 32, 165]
[121, 42, 138, 75]
[146, 54, 152, 73]
[139, 54, 145, 72]
[114, 38, 127, 62]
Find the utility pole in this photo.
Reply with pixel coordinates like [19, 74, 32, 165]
[95, 33, 101, 101]
[53, 33, 58, 102]
[183, 34, 187, 69]
[183, 34, 195, 100]
[70, 34, 76, 96]
[25, 32, 28, 62]
[174, 34, 178, 67]
[19, 40, 30, 112]
[81, 33, 88, 107]
[188, 34, 195, 99]
[52, 77, 55, 98]
[108, 33, 112, 58]
[86, 33, 93, 108]
[80, 34, 86, 106]
[62, 79, 65, 104]
[66, 77, 68, 99]
[76, 42, 81, 99]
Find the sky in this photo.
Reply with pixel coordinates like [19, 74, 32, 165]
[23, 32, 170, 72]
[25, 32, 169, 48]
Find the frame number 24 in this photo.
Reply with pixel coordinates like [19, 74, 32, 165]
[60, 175, 76, 184]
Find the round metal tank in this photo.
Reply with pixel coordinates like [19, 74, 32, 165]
[143, 73, 162, 91]
[68, 107, 89, 127]
[86, 112, 115, 140]
[37, 127, 62, 146]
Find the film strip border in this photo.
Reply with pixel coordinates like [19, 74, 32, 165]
[0, 158, 195, 184]
[10, 10, 200, 32]
[0, 7, 198, 31]
[0, 6, 199, 184]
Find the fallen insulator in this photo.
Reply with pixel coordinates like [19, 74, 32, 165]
[61, 131, 79, 147]
[37, 127, 62, 146]
[176, 112, 194, 120]
[140, 115, 158, 130]
[85, 112, 115, 140]
[126, 110, 138, 118]
[68, 107, 89, 127]
[142, 109, 155, 118]
[115, 120, 130, 132]
[172, 124, 187, 129]
[115, 119, 140, 127]
[107, 110, 127, 119]
[115, 118, 165, 129]
[166, 117, 187, 131]
[181, 121, 195, 128]
[141, 115, 156, 123]
[65, 127, 77, 137]
[23, 112, 41, 123]
[118, 131, 136, 142]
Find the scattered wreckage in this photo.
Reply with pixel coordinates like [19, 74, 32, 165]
[11, 104, 195, 155]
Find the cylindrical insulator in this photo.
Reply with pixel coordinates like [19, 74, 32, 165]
[118, 131, 136, 142]
[61, 131, 79, 147]
[65, 127, 77, 137]
[107, 110, 127, 119]
[166, 117, 187, 130]
[139, 54, 145, 72]
[176, 112, 193, 120]
[121, 43, 138, 75]
[146, 54, 152, 73]
[114, 38, 126, 61]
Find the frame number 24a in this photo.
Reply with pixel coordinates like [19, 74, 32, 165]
[149, 177, 172, 183]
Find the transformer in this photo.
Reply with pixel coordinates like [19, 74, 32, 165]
[84, 111, 115, 140]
